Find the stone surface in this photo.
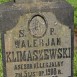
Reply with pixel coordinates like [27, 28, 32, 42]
[0, 0, 74, 77]
[14, 0, 66, 3]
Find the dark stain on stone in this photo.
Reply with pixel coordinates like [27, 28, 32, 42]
[0, 1, 74, 32]
[1, 10, 19, 32]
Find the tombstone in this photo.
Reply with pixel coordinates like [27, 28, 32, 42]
[0, 0, 74, 77]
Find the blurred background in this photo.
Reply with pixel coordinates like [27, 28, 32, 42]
[0, 0, 77, 77]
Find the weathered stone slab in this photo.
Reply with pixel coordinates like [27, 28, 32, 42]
[0, 0, 74, 77]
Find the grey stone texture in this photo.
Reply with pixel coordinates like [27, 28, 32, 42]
[0, 0, 73, 32]
[0, 0, 74, 77]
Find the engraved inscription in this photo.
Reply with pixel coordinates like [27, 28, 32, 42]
[4, 13, 72, 77]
